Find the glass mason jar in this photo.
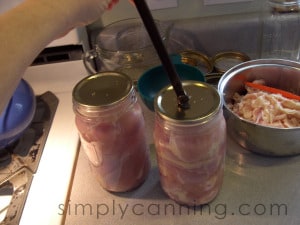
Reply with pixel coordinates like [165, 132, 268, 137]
[260, 0, 300, 60]
[153, 81, 226, 206]
[83, 18, 167, 83]
[72, 72, 150, 192]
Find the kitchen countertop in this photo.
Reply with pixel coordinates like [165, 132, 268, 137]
[65, 98, 300, 225]
[20, 61, 87, 225]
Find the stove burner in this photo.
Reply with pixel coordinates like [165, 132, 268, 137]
[0, 152, 11, 169]
[0, 92, 58, 225]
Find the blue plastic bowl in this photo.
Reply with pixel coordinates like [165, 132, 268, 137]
[137, 63, 205, 111]
[0, 79, 36, 149]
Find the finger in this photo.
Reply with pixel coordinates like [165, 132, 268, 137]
[108, 0, 119, 9]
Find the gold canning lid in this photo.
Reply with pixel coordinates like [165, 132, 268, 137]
[179, 50, 213, 74]
[154, 81, 221, 125]
[268, 0, 300, 12]
[72, 72, 133, 116]
[212, 51, 250, 73]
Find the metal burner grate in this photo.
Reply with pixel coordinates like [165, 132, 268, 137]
[0, 92, 58, 225]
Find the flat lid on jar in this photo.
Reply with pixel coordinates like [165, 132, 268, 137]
[72, 72, 132, 107]
[154, 81, 221, 124]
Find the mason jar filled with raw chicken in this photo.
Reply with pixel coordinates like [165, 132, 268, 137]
[72, 72, 150, 192]
[153, 81, 226, 206]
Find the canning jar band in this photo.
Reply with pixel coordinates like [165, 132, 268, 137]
[155, 108, 223, 131]
[73, 89, 137, 120]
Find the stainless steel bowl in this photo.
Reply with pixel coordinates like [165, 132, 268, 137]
[218, 59, 300, 156]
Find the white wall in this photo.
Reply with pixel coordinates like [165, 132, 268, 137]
[0, 0, 265, 29]
[90, 0, 265, 28]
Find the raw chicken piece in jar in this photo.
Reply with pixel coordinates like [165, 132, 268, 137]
[73, 72, 150, 192]
[153, 81, 226, 206]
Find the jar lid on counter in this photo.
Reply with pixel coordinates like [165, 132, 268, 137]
[268, 0, 300, 12]
[72, 72, 133, 115]
[212, 51, 250, 73]
[179, 50, 214, 74]
[154, 81, 221, 124]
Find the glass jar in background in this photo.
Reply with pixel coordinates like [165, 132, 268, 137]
[83, 18, 168, 83]
[261, 0, 300, 60]
[153, 81, 226, 206]
[72, 72, 150, 192]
